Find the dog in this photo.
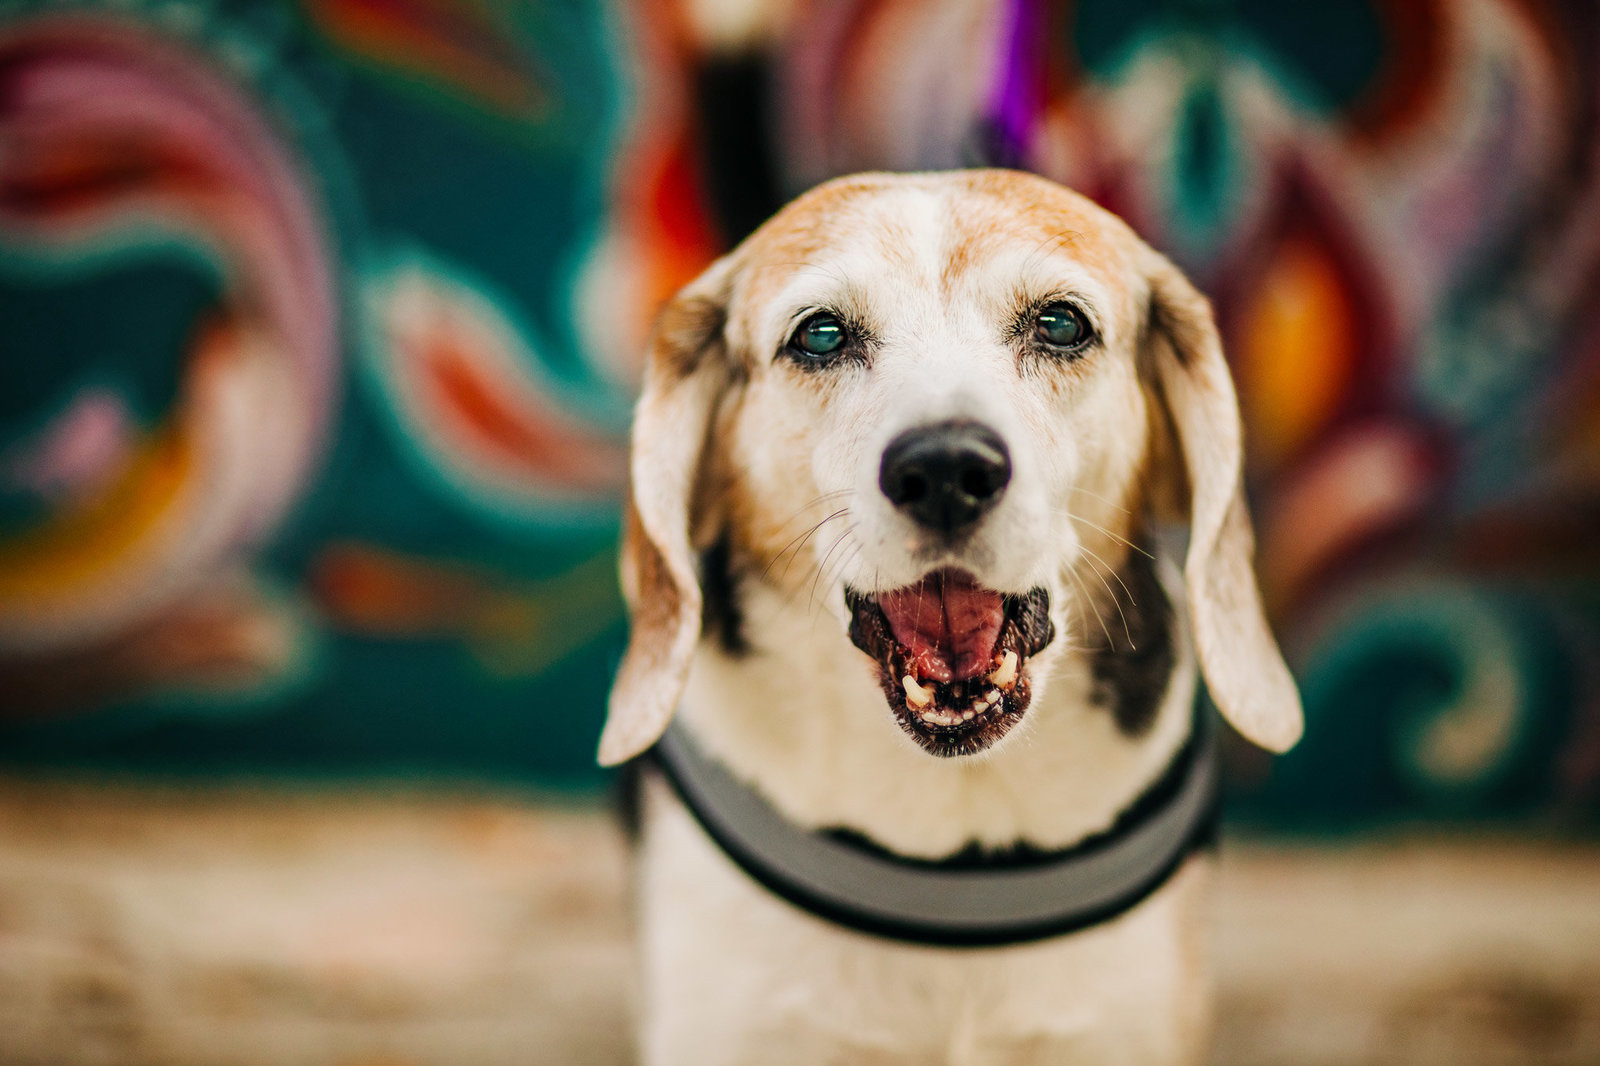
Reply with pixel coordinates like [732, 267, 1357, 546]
[599, 169, 1303, 1065]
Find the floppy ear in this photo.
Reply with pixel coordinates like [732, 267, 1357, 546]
[1145, 255, 1304, 752]
[597, 257, 737, 766]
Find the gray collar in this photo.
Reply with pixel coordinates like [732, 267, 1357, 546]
[652, 707, 1219, 947]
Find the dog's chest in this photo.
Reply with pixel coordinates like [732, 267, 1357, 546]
[635, 778, 1212, 1066]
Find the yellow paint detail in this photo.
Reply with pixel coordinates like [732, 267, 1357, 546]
[1238, 238, 1355, 469]
[0, 423, 194, 604]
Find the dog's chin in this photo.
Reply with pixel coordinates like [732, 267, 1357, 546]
[845, 569, 1056, 758]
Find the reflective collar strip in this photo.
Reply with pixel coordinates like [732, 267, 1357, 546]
[651, 707, 1219, 948]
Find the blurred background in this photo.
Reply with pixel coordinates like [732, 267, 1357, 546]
[1, 0, 1598, 1062]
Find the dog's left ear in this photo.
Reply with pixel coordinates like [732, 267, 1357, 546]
[1144, 253, 1304, 752]
[597, 256, 737, 767]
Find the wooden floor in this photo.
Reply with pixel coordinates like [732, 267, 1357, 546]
[0, 780, 1596, 1065]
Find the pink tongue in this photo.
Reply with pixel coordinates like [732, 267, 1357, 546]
[877, 571, 1004, 683]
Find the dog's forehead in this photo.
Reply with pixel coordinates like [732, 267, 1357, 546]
[731, 171, 1146, 334]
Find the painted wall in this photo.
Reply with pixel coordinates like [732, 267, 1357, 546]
[2, 0, 1598, 824]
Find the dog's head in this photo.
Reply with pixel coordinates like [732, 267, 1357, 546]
[598, 170, 1301, 766]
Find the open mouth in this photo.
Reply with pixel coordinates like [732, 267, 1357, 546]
[846, 570, 1055, 756]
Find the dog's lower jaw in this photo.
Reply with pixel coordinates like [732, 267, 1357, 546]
[845, 582, 1055, 758]
[675, 576, 1198, 861]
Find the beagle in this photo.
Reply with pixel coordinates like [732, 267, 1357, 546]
[600, 170, 1302, 1065]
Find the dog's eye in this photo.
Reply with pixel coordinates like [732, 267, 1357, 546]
[790, 312, 848, 358]
[1034, 303, 1091, 351]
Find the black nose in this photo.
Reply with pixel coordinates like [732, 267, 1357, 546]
[879, 420, 1012, 535]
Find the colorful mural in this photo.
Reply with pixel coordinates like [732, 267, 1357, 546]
[0, 0, 658, 785]
[1, 0, 1597, 822]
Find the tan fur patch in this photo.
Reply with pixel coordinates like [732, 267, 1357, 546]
[653, 294, 728, 379]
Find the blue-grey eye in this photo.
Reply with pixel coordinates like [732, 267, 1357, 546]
[1035, 303, 1090, 350]
[791, 312, 847, 357]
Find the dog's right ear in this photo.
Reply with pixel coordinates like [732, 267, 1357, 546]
[597, 256, 737, 767]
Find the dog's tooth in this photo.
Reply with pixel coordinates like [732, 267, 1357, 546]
[987, 650, 1019, 689]
[903, 675, 934, 708]
[985, 688, 1002, 707]
[960, 709, 976, 721]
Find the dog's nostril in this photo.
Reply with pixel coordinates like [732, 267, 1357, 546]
[898, 472, 929, 503]
[961, 466, 998, 499]
[879, 420, 1012, 534]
